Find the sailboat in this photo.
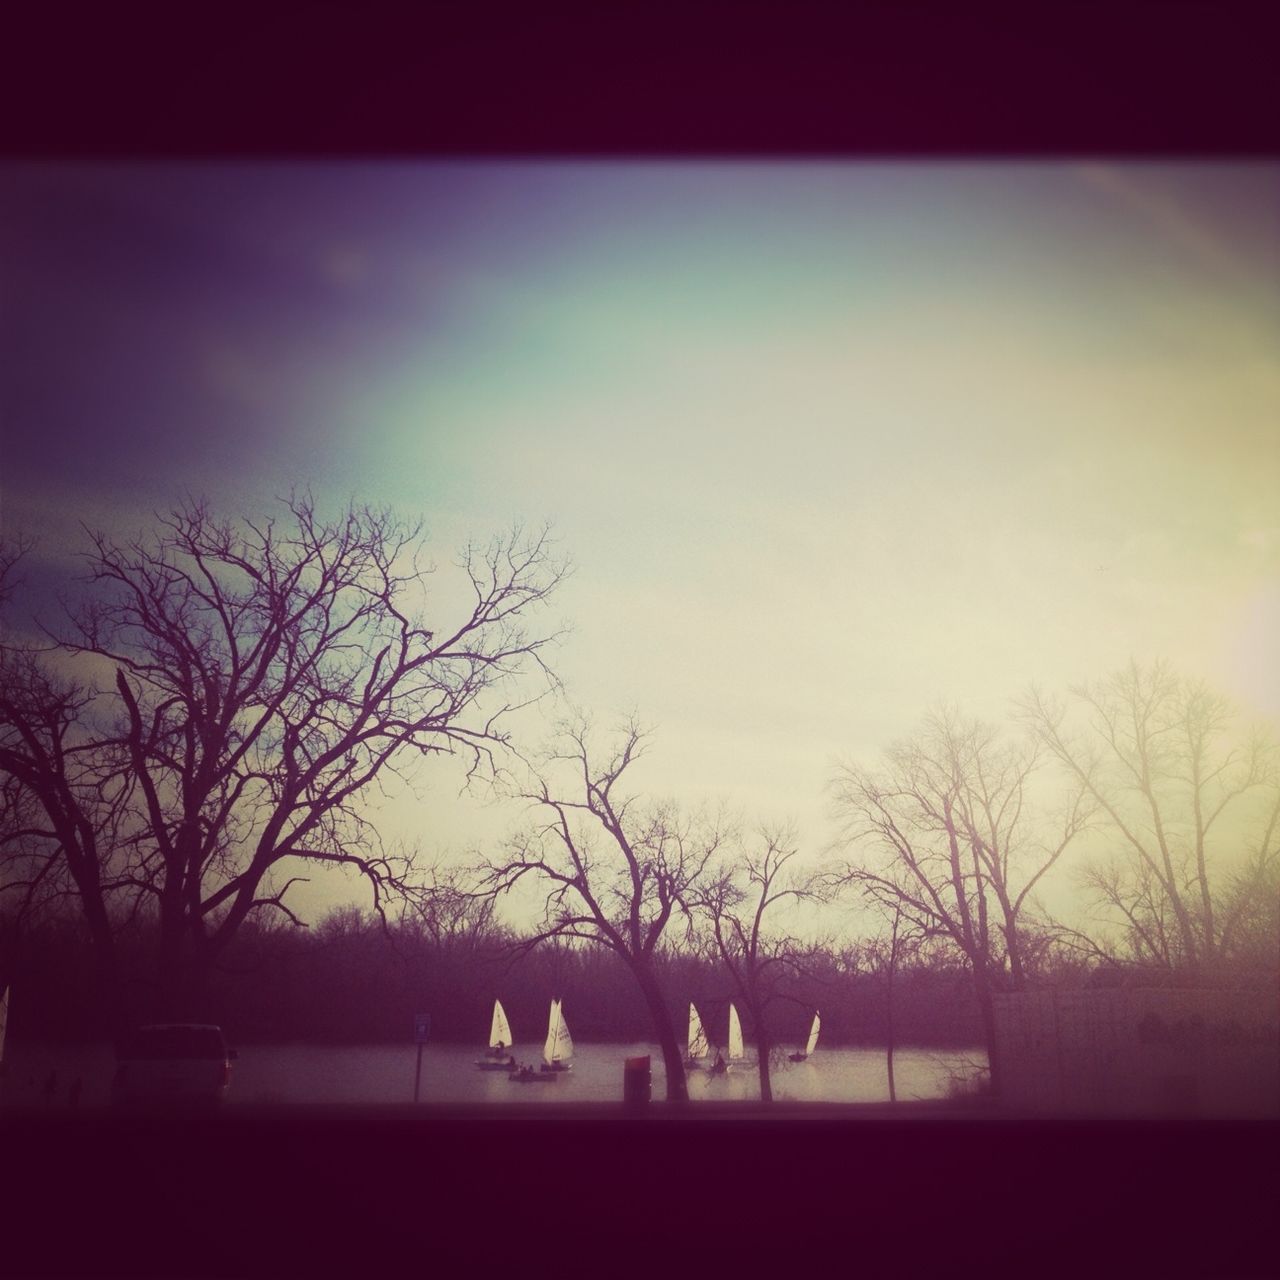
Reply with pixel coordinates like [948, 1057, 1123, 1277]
[727, 1001, 751, 1067]
[540, 997, 573, 1072]
[512, 997, 568, 1084]
[685, 1002, 710, 1070]
[788, 1010, 821, 1063]
[475, 998, 517, 1070]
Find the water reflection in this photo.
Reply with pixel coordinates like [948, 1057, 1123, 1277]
[1, 1041, 987, 1106]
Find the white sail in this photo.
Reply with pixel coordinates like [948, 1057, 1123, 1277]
[543, 999, 558, 1064]
[728, 1002, 744, 1060]
[555, 1001, 573, 1060]
[543, 998, 573, 1064]
[805, 1010, 821, 1057]
[489, 999, 513, 1051]
[688, 1003, 710, 1060]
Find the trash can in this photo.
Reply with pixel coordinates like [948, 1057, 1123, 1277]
[623, 1054, 651, 1107]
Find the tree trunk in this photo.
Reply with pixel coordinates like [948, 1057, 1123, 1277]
[155, 928, 212, 1023]
[78, 894, 127, 1036]
[634, 963, 687, 1103]
[58, 833, 126, 1033]
[885, 968, 897, 1104]
[973, 973, 1002, 1100]
[754, 1008, 773, 1103]
[156, 923, 185, 1020]
[886, 906, 900, 1103]
[1002, 915, 1026, 991]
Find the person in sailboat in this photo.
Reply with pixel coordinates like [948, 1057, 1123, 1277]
[711, 1052, 726, 1075]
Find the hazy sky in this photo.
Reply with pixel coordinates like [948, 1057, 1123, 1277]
[3, 161, 1277, 922]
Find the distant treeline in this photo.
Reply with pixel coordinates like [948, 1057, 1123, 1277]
[4, 905, 992, 1050]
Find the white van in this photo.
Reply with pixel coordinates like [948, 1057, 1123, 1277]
[112, 1024, 238, 1106]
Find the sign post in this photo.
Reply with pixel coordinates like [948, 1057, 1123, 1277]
[413, 1013, 431, 1103]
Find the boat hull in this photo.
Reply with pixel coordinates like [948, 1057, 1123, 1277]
[475, 1059, 516, 1071]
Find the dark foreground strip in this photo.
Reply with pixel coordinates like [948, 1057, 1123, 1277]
[3, 1104, 1274, 1278]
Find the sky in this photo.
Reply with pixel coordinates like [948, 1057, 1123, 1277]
[2, 161, 1278, 926]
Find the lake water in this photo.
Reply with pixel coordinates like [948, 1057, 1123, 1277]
[1, 1040, 987, 1106]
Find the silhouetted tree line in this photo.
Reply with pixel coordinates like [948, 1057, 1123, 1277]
[4, 887, 1273, 1053]
[1, 902, 993, 1049]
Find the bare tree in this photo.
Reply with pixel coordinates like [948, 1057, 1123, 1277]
[695, 826, 815, 1102]
[402, 861, 504, 956]
[479, 719, 723, 1102]
[828, 706, 1092, 1097]
[848, 904, 922, 1102]
[0, 496, 565, 1020]
[0, 535, 32, 609]
[1217, 848, 1280, 983]
[0, 546, 65, 924]
[0, 614, 130, 1004]
[1020, 661, 1280, 981]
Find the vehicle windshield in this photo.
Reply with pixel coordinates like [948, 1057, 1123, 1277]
[120, 1028, 226, 1060]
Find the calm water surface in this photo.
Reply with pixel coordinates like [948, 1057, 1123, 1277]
[2, 1041, 987, 1106]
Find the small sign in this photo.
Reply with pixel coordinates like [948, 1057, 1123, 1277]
[414, 1013, 432, 1043]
